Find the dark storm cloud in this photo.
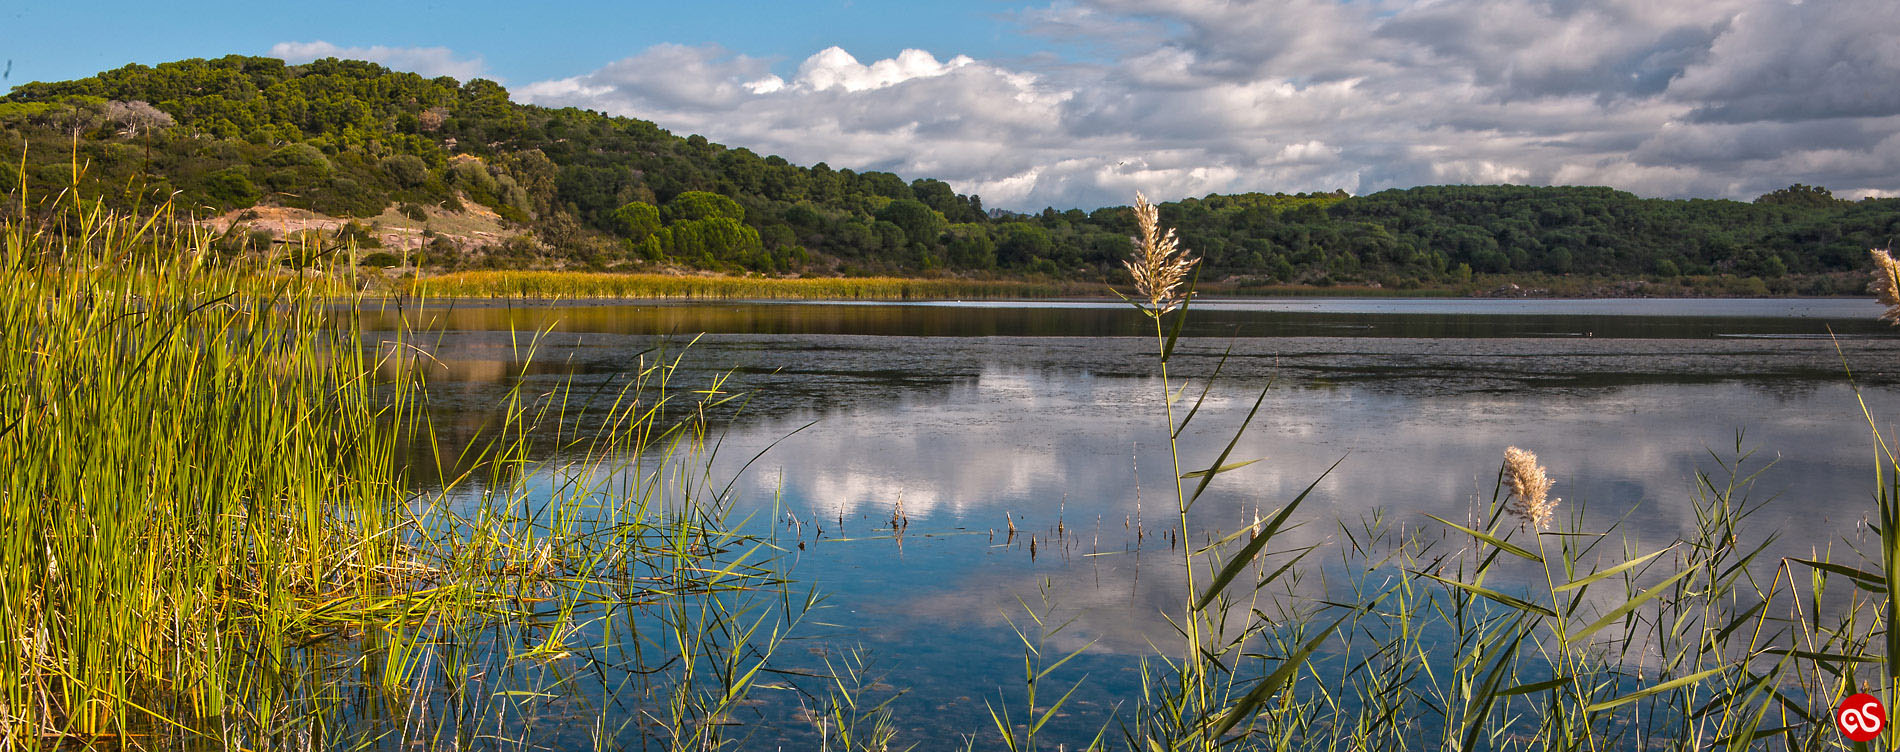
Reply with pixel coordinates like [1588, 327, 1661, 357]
[1667, 0, 1900, 123]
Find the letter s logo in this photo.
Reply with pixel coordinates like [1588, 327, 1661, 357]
[1839, 693, 1887, 742]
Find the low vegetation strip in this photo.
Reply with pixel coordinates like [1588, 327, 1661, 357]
[402, 270, 1087, 299]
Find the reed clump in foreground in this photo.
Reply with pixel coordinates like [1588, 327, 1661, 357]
[1025, 203, 1900, 751]
[0, 193, 802, 750]
[402, 269, 1084, 300]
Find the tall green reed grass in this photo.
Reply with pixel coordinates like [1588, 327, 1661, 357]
[0, 189, 804, 749]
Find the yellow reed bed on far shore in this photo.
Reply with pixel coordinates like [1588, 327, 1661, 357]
[400, 270, 1088, 300]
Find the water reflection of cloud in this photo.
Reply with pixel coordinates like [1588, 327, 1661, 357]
[744, 370, 1077, 519]
[738, 369, 1894, 537]
[715, 365, 1900, 643]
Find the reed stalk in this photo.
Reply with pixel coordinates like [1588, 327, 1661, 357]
[1119, 191, 1337, 751]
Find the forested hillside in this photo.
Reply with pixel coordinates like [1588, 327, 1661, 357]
[4, 55, 1897, 292]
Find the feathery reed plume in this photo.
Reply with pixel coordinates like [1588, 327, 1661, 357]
[1870, 248, 1900, 324]
[1125, 192, 1197, 315]
[1503, 446, 1558, 530]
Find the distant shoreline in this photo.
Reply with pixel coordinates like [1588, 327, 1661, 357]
[370, 269, 1867, 301]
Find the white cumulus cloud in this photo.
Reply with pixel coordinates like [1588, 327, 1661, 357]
[795, 47, 975, 92]
[269, 41, 487, 81]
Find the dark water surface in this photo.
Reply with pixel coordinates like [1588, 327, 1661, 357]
[362, 297, 1900, 747]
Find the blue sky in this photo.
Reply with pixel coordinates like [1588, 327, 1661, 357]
[9, 0, 1900, 210]
[8, 1, 1049, 90]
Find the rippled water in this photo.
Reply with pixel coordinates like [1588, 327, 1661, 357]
[361, 297, 1900, 746]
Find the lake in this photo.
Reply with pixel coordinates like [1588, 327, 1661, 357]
[361, 297, 1900, 748]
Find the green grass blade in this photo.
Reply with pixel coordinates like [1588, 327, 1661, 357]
[1158, 267, 1200, 363]
[1208, 615, 1343, 739]
[1412, 571, 1556, 617]
[1565, 564, 1697, 644]
[1196, 458, 1342, 610]
[1424, 514, 1542, 563]
[1553, 547, 1669, 592]
[1181, 457, 1264, 480]
[1184, 382, 1279, 511]
[1461, 625, 1527, 752]
[1172, 340, 1234, 439]
[1584, 665, 1727, 714]
[1789, 557, 1890, 594]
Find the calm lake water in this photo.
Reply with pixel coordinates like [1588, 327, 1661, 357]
[362, 297, 1900, 747]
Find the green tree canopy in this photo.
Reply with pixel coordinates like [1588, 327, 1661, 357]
[381, 154, 429, 187]
[660, 216, 763, 265]
[874, 199, 945, 246]
[666, 191, 744, 222]
[1755, 184, 1846, 207]
[610, 201, 662, 239]
[996, 222, 1053, 267]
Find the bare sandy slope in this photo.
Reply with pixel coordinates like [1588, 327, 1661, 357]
[200, 194, 522, 254]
